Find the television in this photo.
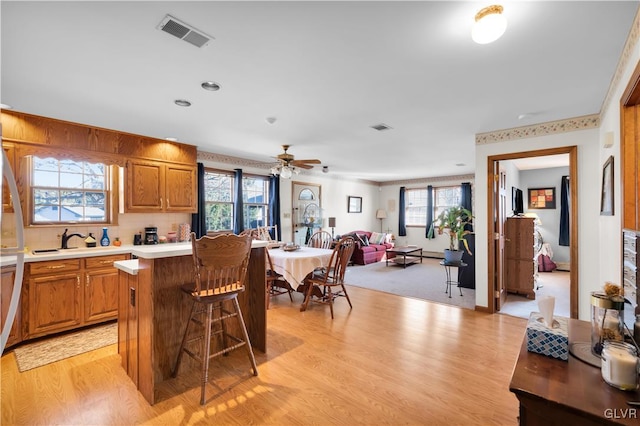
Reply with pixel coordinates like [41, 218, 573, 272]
[512, 187, 524, 215]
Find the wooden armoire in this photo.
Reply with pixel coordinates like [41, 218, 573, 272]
[504, 217, 537, 299]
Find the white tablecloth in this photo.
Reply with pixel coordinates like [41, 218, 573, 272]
[268, 246, 333, 286]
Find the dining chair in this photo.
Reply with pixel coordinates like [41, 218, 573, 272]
[257, 225, 278, 242]
[265, 248, 294, 309]
[172, 232, 258, 405]
[300, 236, 356, 318]
[307, 230, 333, 249]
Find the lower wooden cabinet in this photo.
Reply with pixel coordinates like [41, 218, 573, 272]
[23, 254, 127, 341]
[1, 265, 21, 347]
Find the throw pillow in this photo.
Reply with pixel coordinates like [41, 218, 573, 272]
[356, 233, 369, 246]
[369, 232, 386, 245]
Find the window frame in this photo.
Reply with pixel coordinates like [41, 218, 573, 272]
[404, 185, 462, 227]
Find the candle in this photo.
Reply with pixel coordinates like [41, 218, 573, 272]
[601, 341, 639, 391]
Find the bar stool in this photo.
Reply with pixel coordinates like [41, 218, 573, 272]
[172, 232, 258, 405]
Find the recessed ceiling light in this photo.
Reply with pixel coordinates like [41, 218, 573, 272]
[265, 116, 277, 125]
[201, 81, 220, 91]
[0, 103, 13, 109]
[371, 123, 392, 131]
[165, 137, 178, 142]
[456, 163, 465, 167]
[518, 113, 534, 120]
[174, 99, 191, 107]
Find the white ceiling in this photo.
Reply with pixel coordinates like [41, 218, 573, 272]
[1, 1, 636, 182]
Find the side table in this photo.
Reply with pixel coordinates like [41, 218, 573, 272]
[439, 260, 467, 298]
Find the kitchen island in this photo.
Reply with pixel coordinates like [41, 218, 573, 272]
[114, 240, 268, 405]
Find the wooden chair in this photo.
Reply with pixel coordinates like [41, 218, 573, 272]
[300, 236, 356, 318]
[265, 248, 294, 309]
[172, 232, 258, 405]
[307, 230, 333, 249]
[257, 225, 278, 242]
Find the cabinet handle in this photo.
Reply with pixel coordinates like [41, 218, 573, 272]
[167, 198, 170, 208]
[47, 264, 66, 270]
[100, 260, 112, 264]
[86, 273, 90, 287]
[160, 198, 163, 209]
[76, 275, 80, 289]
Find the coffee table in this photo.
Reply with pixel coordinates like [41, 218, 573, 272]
[386, 246, 423, 268]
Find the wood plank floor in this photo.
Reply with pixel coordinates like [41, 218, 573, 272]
[1, 286, 526, 425]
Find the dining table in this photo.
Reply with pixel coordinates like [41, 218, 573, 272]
[267, 246, 334, 287]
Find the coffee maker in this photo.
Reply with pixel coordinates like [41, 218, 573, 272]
[144, 227, 159, 245]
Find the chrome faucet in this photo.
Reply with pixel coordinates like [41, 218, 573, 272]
[60, 228, 85, 249]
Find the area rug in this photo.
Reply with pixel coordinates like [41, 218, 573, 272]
[345, 258, 476, 310]
[13, 322, 117, 372]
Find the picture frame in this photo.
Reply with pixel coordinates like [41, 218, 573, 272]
[600, 155, 614, 216]
[348, 196, 362, 213]
[527, 187, 556, 209]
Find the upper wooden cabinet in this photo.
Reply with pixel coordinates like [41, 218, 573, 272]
[2, 143, 15, 213]
[126, 159, 196, 213]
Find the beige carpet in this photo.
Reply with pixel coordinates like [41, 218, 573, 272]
[345, 258, 476, 310]
[13, 322, 117, 372]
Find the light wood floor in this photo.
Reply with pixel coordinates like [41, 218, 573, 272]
[1, 286, 526, 425]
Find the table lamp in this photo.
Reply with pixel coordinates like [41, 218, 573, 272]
[328, 217, 336, 239]
[376, 209, 387, 232]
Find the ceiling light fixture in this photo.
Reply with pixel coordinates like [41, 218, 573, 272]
[174, 99, 191, 107]
[0, 103, 13, 110]
[472, 5, 507, 44]
[201, 81, 220, 91]
[270, 164, 299, 179]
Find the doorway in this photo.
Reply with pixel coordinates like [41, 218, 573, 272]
[291, 181, 322, 246]
[487, 146, 578, 318]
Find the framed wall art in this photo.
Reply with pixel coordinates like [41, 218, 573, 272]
[348, 196, 362, 213]
[600, 155, 614, 216]
[528, 187, 556, 209]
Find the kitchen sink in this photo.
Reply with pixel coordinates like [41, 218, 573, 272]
[31, 248, 59, 254]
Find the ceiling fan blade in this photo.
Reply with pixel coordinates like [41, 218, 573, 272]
[293, 163, 313, 169]
[291, 159, 321, 165]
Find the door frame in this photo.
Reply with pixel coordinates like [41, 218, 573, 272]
[486, 146, 579, 318]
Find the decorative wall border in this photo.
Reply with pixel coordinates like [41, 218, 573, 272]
[380, 173, 475, 187]
[197, 150, 272, 169]
[475, 114, 600, 145]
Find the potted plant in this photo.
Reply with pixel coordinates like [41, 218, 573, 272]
[436, 206, 473, 262]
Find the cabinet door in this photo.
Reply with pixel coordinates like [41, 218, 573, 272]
[28, 272, 81, 337]
[1, 266, 21, 347]
[2, 144, 15, 213]
[165, 164, 196, 212]
[126, 160, 164, 212]
[84, 268, 119, 323]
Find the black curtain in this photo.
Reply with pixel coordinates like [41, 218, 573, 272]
[233, 169, 244, 234]
[268, 175, 281, 240]
[191, 162, 206, 238]
[399, 186, 407, 236]
[559, 175, 570, 246]
[425, 185, 434, 239]
[461, 182, 473, 232]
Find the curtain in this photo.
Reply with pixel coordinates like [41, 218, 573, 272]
[461, 182, 473, 232]
[399, 186, 407, 236]
[559, 175, 570, 246]
[190, 162, 206, 238]
[426, 185, 434, 239]
[233, 169, 244, 234]
[268, 175, 281, 240]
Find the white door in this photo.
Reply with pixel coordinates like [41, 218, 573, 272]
[292, 182, 322, 246]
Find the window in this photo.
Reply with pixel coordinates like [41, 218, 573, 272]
[203, 170, 270, 232]
[434, 186, 462, 219]
[404, 185, 462, 227]
[31, 156, 109, 224]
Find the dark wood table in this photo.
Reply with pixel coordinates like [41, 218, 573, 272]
[386, 246, 422, 268]
[509, 319, 640, 425]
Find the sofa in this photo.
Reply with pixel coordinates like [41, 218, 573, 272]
[344, 230, 395, 265]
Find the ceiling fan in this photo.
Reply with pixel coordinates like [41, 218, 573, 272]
[271, 145, 321, 178]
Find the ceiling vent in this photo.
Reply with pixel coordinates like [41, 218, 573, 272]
[371, 123, 392, 131]
[157, 14, 214, 48]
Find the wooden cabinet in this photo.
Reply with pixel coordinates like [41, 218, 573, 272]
[504, 217, 537, 299]
[125, 159, 196, 213]
[2, 143, 15, 213]
[24, 254, 127, 339]
[1, 265, 21, 348]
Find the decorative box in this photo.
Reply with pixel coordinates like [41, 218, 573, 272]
[526, 312, 569, 361]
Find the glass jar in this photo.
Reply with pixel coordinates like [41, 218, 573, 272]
[591, 292, 625, 356]
[601, 341, 639, 391]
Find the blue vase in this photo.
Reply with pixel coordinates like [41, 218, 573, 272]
[100, 227, 110, 246]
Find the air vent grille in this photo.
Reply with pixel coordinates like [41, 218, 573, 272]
[157, 14, 213, 48]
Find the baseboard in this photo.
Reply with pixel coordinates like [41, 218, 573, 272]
[556, 262, 570, 271]
[422, 251, 444, 259]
